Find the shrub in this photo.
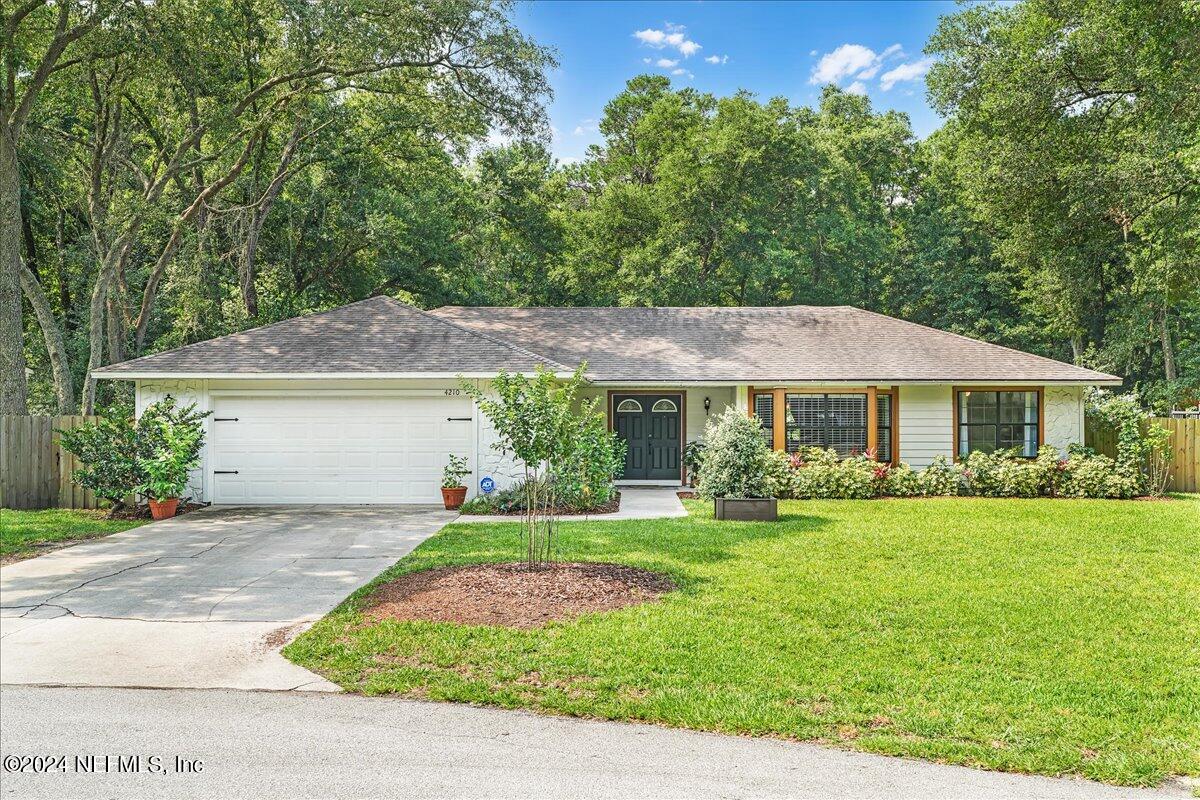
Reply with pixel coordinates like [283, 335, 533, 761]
[959, 446, 1060, 498]
[1088, 390, 1174, 496]
[762, 449, 797, 498]
[789, 450, 878, 499]
[557, 410, 626, 510]
[1055, 452, 1141, 499]
[57, 397, 209, 512]
[883, 462, 923, 497]
[137, 413, 204, 501]
[915, 455, 961, 496]
[696, 407, 772, 499]
[684, 440, 707, 486]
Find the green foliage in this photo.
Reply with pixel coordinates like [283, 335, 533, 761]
[696, 407, 772, 500]
[788, 449, 879, 500]
[463, 365, 623, 559]
[442, 455, 470, 489]
[915, 456, 962, 497]
[959, 446, 1060, 499]
[1, 510, 147, 561]
[1055, 453, 1141, 499]
[56, 397, 210, 508]
[1088, 391, 1175, 495]
[683, 440, 707, 486]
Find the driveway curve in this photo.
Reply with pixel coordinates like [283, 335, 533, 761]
[0, 506, 453, 691]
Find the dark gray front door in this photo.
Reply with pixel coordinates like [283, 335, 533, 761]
[613, 393, 682, 481]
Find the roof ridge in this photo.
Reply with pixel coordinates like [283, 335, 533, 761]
[393, 298, 573, 373]
[98, 295, 396, 372]
[846, 306, 1122, 381]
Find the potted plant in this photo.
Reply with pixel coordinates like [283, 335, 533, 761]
[695, 407, 778, 521]
[441, 454, 471, 510]
[138, 417, 203, 520]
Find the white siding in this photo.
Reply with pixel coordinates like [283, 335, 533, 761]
[1044, 385, 1084, 456]
[898, 385, 954, 468]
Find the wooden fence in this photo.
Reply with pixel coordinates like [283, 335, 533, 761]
[1, 415, 98, 510]
[1085, 416, 1199, 493]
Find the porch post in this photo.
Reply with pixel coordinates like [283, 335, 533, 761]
[867, 386, 878, 457]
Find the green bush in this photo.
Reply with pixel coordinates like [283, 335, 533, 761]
[1055, 451, 1141, 499]
[915, 455, 961, 496]
[883, 462, 923, 497]
[960, 446, 1059, 498]
[696, 407, 772, 499]
[762, 449, 797, 498]
[557, 409, 626, 509]
[790, 449, 878, 499]
[57, 397, 209, 511]
[1088, 390, 1174, 496]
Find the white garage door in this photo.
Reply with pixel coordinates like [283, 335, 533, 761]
[209, 394, 473, 504]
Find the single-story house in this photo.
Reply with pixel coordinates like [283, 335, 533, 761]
[95, 296, 1121, 504]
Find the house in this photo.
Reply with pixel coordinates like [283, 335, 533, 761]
[94, 297, 1121, 504]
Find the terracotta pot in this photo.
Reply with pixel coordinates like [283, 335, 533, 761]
[149, 497, 180, 520]
[441, 486, 467, 510]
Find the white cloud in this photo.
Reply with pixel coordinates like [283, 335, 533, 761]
[671, 67, 694, 79]
[633, 23, 701, 58]
[705, 54, 728, 65]
[809, 43, 904, 86]
[809, 49, 818, 57]
[642, 57, 651, 64]
[572, 119, 598, 136]
[879, 57, 934, 91]
[656, 58, 678, 68]
[847, 81, 868, 96]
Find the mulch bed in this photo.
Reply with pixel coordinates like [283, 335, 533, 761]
[461, 493, 621, 517]
[362, 561, 676, 629]
[676, 491, 698, 499]
[107, 501, 207, 520]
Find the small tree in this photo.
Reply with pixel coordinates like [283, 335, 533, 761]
[464, 365, 622, 565]
[696, 407, 772, 500]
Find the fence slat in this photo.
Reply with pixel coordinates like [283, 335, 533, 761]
[1085, 415, 1200, 493]
[2, 415, 99, 510]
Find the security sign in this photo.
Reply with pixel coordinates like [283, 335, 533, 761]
[480, 476, 496, 494]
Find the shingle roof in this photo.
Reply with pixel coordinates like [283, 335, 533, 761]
[97, 298, 1120, 384]
[429, 305, 1122, 384]
[94, 297, 568, 376]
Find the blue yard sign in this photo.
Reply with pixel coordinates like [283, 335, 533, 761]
[480, 476, 495, 494]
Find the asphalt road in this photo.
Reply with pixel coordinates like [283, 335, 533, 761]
[0, 686, 1183, 800]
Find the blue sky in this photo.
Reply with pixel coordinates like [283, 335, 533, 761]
[515, 1, 957, 162]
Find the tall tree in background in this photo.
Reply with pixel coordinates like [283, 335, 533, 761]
[927, 0, 1199, 389]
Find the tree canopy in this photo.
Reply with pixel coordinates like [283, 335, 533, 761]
[3, 0, 1195, 415]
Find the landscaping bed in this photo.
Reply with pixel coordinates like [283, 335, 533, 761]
[286, 496, 1200, 788]
[362, 561, 674, 629]
[460, 492, 620, 516]
[106, 501, 207, 521]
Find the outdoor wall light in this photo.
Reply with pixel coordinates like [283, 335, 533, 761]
[704, 397, 711, 414]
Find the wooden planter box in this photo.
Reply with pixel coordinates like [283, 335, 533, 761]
[714, 497, 777, 521]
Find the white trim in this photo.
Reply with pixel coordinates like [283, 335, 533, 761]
[104, 373, 1122, 386]
[208, 388, 461, 397]
[595, 379, 1122, 386]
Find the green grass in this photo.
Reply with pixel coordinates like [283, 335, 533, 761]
[0, 508, 145, 562]
[285, 496, 1200, 787]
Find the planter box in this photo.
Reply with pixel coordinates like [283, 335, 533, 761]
[714, 497, 777, 521]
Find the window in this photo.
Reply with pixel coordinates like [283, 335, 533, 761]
[957, 390, 1040, 457]
[615, 399, 642, 413]
[651, 399, 678, 413]
[785, 393, 867, 457]
[876, 393, 893, 464]
[752, 392, 774, 449]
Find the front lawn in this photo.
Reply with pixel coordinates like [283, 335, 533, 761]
[285, 497, 1200, 787]
[0, 509, 146, 563]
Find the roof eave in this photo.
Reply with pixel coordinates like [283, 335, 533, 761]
[92, 370, 578, 381]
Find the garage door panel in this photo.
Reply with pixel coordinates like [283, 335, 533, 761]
[210, 394, 473, 504]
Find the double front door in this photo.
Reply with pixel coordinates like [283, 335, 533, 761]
[612, 393, 682, 481]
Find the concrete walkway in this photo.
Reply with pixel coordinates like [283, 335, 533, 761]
[0, 505, 453, 691]
[454, 485, 688, 523]
[0, 686, 1185, 800]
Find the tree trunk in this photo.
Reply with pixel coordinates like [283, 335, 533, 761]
[0, 124, 30, 414]
[1160, 307, 1177, 382]
[1070, 335, 1083, 365]
[19, 262, 76, 413]
[81, 265, 110, 415]
[241, 119, 304, 318]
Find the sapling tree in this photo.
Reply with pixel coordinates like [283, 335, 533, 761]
[464, 364, 621, 566]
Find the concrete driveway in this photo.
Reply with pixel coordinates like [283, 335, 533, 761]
[0, 506, 454, 690]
